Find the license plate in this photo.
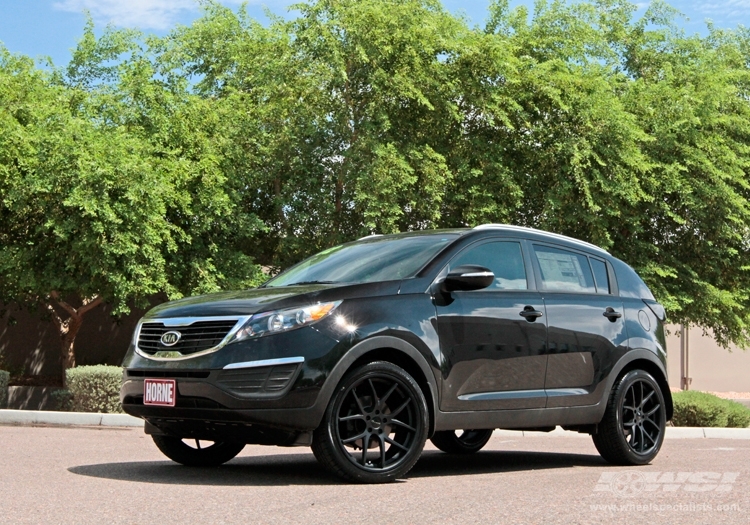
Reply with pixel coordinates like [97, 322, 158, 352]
[143, 378, 176, 407]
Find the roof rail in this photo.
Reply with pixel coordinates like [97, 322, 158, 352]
[473, 224, 608, 254]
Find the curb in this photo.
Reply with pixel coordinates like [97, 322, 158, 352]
[493, 426, 750, 439]
[0, 409, 142, 427]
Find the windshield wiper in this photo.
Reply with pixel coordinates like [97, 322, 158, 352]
[284, 280, 340, 286]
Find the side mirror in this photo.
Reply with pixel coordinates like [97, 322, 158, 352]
[442, 265, 494, 293]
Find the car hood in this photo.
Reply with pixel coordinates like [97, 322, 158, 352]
[143, 281, 402, 319]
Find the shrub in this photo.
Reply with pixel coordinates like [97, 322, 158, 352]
[66, 365, 123, 414]
[672, 391, 750, 428]
[50, 389, 74, 412]
[0, 370, 8, 409]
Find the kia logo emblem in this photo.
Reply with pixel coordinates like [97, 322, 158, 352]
[160, 331, 182, 347]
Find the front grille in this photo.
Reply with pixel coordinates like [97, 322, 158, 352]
[137, 320, 239, 356]
[216, 364, 299, 396]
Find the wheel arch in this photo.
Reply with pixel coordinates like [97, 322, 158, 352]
[315, 336, 440, 437]
[606, 351, 673, 421]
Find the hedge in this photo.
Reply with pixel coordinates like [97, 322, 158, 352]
[0, 370, 8, 409]
[65, 365, 123, 414]
[672, 391, 750, 428]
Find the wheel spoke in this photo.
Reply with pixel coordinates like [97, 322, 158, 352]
[352, 387, 367, 414]
[385, 436, 409, 452]
[339, 414, 365, 422]
[368, 379, 380, 406]
[389, 398, 412, 418]
[361, 434, 370, 465]
[623, 420, 636, 428]
[391, 418, 416, 432]
[645, 403, 661, 417]
[342, 431, 367, 445]
[622, 404, 636, 412]
[379, 382, 399, 408]
[639, 390, 655, 408]
[195, 440, 201, 450]
[378, 436, 386, 468]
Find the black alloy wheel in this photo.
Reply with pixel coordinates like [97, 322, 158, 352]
[312, 361, 428, 483]
[430, 429, 494, 454]
[152, 435, 245, 467]
[593, 369, 666, 465]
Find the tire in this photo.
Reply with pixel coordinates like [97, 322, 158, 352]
[152, 435, 245, 467]
[430, 429, 494, 454]
[312, 361, 429, 483]
[593, 369, 666, 465]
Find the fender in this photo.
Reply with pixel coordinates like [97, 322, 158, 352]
[304, 335, 441, 432]
[594, 348, 673, 421]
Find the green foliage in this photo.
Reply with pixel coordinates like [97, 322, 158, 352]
[0, 370, 8, 409]
[65, 365, 123, 413]
[50, 389, 74, 412]
[672, 391, 750, 428]
[1, 0, 750, 350]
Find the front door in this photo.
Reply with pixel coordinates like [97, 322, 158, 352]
[436, 240, 548, 411]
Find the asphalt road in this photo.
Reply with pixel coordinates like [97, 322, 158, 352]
[1, 425, 748, 525]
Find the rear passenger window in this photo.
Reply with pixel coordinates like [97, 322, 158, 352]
[451, 241, 527, 290]
[590, 258, 610, 294]
[533, 245, 596, 293]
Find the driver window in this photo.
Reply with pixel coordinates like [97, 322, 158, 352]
[451, 241, 528, 290]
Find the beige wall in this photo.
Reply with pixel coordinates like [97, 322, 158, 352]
[665, 324, 750, 393]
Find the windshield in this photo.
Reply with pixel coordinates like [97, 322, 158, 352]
[264, 233, 459, 287]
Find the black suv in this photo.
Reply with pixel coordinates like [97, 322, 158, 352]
[121, 225, 672, 483]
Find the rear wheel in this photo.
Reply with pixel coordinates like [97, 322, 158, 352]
[593, 369, 666, 465]
[430, 429, 493, 454]
[312, 361, 428, 483]
[152, 435, 245, 467]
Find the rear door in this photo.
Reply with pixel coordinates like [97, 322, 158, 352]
[436, 239, 548, 411]
[530, 244, 628, 408]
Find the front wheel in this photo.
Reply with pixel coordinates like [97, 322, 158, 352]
[312, 361, 428, 483]
[152, 435, 245, 467]
[593, 369, 666, 465]
[430, 429, 494, 454]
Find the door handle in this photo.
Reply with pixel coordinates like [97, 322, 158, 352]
[603, 307, 622, 321]
[519, 306, 543, 321]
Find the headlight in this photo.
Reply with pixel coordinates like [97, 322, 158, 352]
[232, 301, 342, 342]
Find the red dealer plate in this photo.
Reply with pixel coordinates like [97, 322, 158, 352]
[143, 378, 176, 407]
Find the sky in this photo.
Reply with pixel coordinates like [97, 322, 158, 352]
[0, 0, 748, 68]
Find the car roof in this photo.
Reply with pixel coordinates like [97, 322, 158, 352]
[470, 224, 610, 256]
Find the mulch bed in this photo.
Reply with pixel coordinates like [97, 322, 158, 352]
[8, 375, 63, 388]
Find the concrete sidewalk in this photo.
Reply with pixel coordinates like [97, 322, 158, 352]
[1, 409, 749, 438]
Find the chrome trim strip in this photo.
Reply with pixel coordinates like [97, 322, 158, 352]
[223, 356, 305, 370]
[134, 315, 251, 361]
[458, 388, 589, 402]
[545, 388, 589, 397]
[458, 389, 547, 402]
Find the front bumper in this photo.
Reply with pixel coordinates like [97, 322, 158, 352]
[120, 361, 326, 432]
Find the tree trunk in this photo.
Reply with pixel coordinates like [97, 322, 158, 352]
[45, 293, 103, 388]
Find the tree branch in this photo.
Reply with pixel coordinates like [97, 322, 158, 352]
[78, 295, 103, 316]
[49, 291, 78, 318]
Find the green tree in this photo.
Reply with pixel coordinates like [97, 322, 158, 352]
[0, 24, 265, 382]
